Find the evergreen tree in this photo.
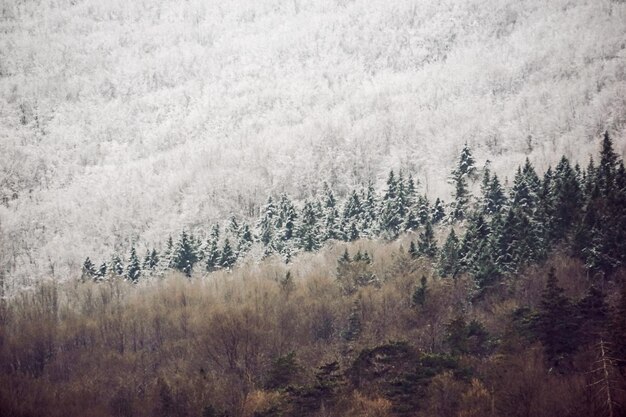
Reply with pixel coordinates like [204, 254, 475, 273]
[551, 156, 583, 241]
[360, 181, 378, 237]
[96, 262, 107, 281]
[219, 238, 237, 269]
[536, 267, 578, 368]
[171, 230, 198, 277]
[143, 248, 159, 271]
[257, 196, 277, 251]
[126, 246, 141, 283]
[162, 236, 175, 270]
[380, 170, 402, 237]
[438, 230, 461, 278]
[431, 198, 446, 224]
[297, 201, 321, 252]
[237, 223, 253, 255]
[449, 144, 477, 221]
[484, 174, 506, 215]
[322, 184, 341, 241]
[416, 195, 430, 225]
[403, 208, 420, 231]
[576, 285, 609, 345]
[408, 241, 418, 259]
[227, 216, 240, 238]
[110, 254, 124, 277]
[510, 158, 541, 213]
[205, 238, 221, 272]
[411, 276, 428, 307]
[597, 131, 619, 196]
[82, 257, 96, 281]
[347, 221, 359, 242]
[417, 221, 438, 259]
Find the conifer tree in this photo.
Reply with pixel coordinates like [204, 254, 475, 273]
[360, 181, 378, 237]
[597, 131, 619, 196]
[536, 267, 578, 367]
[110, 254, 124, 277]
[321, 184, 341, 241]
[411, 276, 428, 307]
[343, 300, 362, 342]
[576, 285, 609, 345]
[408, 241, 418, 259]
[380, 170, 402, 237]
[220, 238, 237, 269]
[82, 257, 96, 281]
[227, 216, 240, 238]
[143, 248, 159, 271]
[171, 230, 198, 277]
[205, 237, 221, 272]
[449, 144, 477, 221]
[431, 198, 446, 224]
[297, 201, 321, 252]
[237, 223, 253, 255]
[257, 196, 277, 250]
[96, 262, 107, 281]
[417, 221, 438, 259]
[126, 246, 141, 283]
[438, 229, 460, 278]
[550, 156, 583, 241]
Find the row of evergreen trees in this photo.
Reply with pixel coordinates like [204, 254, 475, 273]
[83, 132, 626, 288]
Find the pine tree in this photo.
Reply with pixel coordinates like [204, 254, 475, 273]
[417, 221, 438, 259]
[438, 230, 461, 278]
[126, 246, 141, 283]
[237, 223, 253, 255]
[205, 238, 221, 272]
[597, 131, 619, 197]
[220, 238, 237, 269]
[110, 254, 124, 277]
[322, 184, 341, 241]
[96, 262, 107, 281]
[408, 241, 418, 259]
[551, 156, 583, 241]
[536, 267, 578, 368]
[380, 170, 402, 237]
[411, 276, 428, 307]
[449, 144, 477, 221]
[82, 257, 96, 281]
[297, 201, 321, 252]
[143, 248, 159, 271]
[227, 216, 240, 238]
[576, 285, 609, 345]
[360, 181, 378, 237]
[257, 196, 277, 251]
[431, 198, 446, 224]
[171, 230, 198, 277]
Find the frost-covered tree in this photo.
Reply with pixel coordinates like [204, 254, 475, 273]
[171, 230, 198, 277]
[220, 238, 237, 269]
[297, 201, 321, 252]
[126, 246, 141, 283]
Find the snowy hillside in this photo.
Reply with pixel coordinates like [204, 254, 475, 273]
[1, 0, 626, 285]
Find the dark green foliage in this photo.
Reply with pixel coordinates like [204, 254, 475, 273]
[408, 241, 418, 259]
[96, 262, 107, 281]
[347, 342, 462, 416]
[445, 315, 492, 356]
[536, 268, 578, 368]
[438, 229, 461, 278]
[380, 170, 403, 237]
[237, 223, 253, 255]
[431, 198, 446, 224]
[82, 257, 96, 280]
[171, 230, 198, 277]
[336, 250, 378, 295]
[143, 248, 159, 271]
[205, 238, 221, 272]
[297, 201, 321, 252]
[411, 276, 427, 307]
[266, 351, 302, 390]
[110, 254, 124, 276]
[417, 221, 438, 259]
[450, 144, 476, 221]
[126, 246, 141, 283]
[286, 361, 344, 416]
[576, 285, 609, 345]
[219, 238, 236, 269]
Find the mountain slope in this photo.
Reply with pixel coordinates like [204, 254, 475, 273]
[1, 0, 626, 283]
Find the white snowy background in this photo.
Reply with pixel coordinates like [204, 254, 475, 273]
[1, 0, 626, 287]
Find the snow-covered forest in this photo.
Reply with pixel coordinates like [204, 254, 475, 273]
[1, 0, 626, 285]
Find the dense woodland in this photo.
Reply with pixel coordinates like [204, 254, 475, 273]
[2, 0, 626, 286]
[1, 133, 625, 417]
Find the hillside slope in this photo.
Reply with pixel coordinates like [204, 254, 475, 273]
[1, 0, 626, 283]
